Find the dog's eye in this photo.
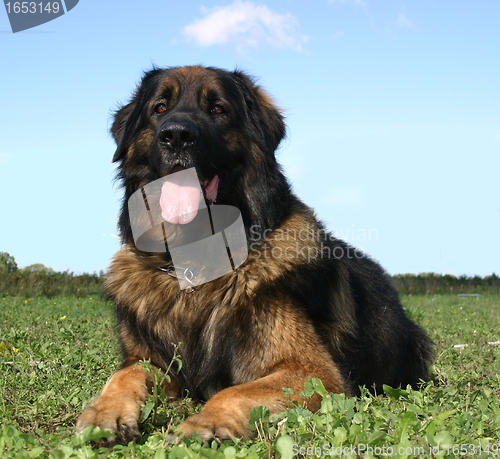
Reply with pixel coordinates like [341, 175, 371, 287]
[155, 103, 167, 114]
[211, 105, 225, 115]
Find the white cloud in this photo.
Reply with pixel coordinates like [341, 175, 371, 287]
[397, 11, 416, 29]
[183, 1, 307, 52]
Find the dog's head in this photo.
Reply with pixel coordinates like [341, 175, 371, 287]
[111, 66, 291, 245]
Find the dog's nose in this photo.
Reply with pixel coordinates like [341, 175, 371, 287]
[158, 121, 199, 152]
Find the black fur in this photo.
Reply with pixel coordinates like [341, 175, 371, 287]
[110, 65, 433, 397]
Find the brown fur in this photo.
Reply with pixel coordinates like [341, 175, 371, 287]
[76, 65, 432, 445]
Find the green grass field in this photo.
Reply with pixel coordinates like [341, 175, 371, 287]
[1, 294, 499, 458]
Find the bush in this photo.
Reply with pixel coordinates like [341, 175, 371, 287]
[391, 272, 499, 295]
[0, 252, 18, 274]
[0, 269, 103, 298]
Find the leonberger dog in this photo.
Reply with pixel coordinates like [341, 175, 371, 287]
[76, 65, 433, 444]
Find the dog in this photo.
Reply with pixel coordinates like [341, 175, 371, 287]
[76, 65, 433, 444]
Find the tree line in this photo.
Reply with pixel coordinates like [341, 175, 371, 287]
[1, 252, 498, 297]
[0, 252, 102, 298]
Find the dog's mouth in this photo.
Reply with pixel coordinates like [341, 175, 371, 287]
[159, 165, 220, 225]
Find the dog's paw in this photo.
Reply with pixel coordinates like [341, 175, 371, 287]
[177, 410, 251, 443]
[75, 396, 142, 446]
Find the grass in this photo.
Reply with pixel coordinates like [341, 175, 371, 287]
[1, 294, 500, 458]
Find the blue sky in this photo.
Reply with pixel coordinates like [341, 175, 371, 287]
[1, 0, 499, 276]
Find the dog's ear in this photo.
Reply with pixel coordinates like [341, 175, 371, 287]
[232, 71, 286, 152]
[110, 68, 164, 163]
[111, 102, 137, 163]
[252, 86, 286, 151]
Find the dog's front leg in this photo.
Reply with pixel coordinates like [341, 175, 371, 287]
[76, 362, 179, 445]
[177, 363, 346, 442]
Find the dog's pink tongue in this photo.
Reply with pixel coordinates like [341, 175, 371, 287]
[160, 172, 202, 224]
